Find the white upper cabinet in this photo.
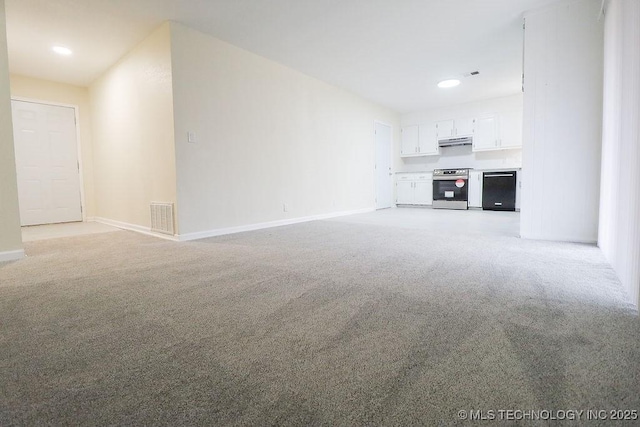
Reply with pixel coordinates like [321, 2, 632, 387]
[499, 110, 523, 149]
[401, 124, 439, 157]
[401, 125, 419, 155]
[435, 120, 454, 139]
[436, 117, 474, 139]
[472, 111, 522, 151]
[455, 117, 475, 137]
[401, 97, 523, 156]
[418, 124, 439, 155]
[473, 115, 499, 151]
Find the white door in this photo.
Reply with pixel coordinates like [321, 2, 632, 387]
[375, 122, 393, 209]
[12, 100, 82, 226]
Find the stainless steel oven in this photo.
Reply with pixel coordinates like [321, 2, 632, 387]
[432, 169, 469, 210]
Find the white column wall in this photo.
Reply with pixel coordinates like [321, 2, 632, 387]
[0, 0, 23, 260]
[520, 0, 604, 243]
[599, 0, 640, 308]
[89, 23, 178, 233]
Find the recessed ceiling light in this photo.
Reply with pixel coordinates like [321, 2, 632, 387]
[437, 79, 461, 89]
[52, 46, 73, 56]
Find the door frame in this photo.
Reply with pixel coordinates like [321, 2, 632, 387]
[11, 97, 87, 223]
[373, 120, 394, 209]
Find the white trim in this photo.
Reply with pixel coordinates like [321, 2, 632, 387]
[90, 217, 179, 241]
[178, 207, 375, 242]
[91, 207, 375, 242]
[10, 97, 87, 222]
[0, 249, 26, 263]
[520, 233, 597, 244]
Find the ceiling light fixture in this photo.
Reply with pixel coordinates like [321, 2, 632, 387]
[437, 79, 461, 89]
[52, 46, 73, 56]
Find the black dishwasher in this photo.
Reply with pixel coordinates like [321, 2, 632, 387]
[482, 171, 517, 211]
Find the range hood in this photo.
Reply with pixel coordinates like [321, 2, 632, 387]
[438, 136, 473, 147]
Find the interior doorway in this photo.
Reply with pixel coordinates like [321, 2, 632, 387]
[11, 99, 83, 226]
[374, 121, 393, 209]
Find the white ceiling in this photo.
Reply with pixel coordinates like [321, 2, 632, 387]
[4, 0, 562, 113]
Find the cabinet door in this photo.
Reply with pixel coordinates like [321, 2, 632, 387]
[418, 124, 439, 155]
[499, 110, 523, 149]
[396, 181, 414, 204]
[473, 115, 499, 151]
[455, 117, 475, 137]
[401, 125, 419, 155]
[435, 120, 454, 140]
[468, 171, 483, 208]
[414, 178, 433, 205]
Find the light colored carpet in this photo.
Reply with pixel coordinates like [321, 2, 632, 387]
[1, 209, 638, 425]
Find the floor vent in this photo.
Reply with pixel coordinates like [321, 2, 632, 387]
[150, 202, 175, 235]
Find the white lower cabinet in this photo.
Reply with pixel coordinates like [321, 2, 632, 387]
[396, 173, 433, 205]
[396, 180, 414, 204]
[468, 171, 483, 208]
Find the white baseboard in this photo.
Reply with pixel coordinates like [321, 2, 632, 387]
[178, 207, 376, 242]
[90, 217, 179, 241]
[0, 249, 26, 262]
[520, 232, 597, 244]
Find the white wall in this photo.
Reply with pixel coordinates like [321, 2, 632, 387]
[599, 0, 640, 308]
[0, 0, 23, 260]
[89, 22, 178, 232]
[520, 0, 604, 243]
[169, 22, 400, 237]
[400, 94, 523, 172]
[10, 74, 96, 218]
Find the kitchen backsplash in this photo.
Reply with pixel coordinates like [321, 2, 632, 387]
[398, 144, 522, 172]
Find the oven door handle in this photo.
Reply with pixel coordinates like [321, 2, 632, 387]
[484, 174, 514, 178]
[433, 177, 468, 181]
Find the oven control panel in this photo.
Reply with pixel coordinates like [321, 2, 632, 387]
[433, 169, 470, 178]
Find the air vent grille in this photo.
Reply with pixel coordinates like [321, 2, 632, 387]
[150, 202, 175, 235]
